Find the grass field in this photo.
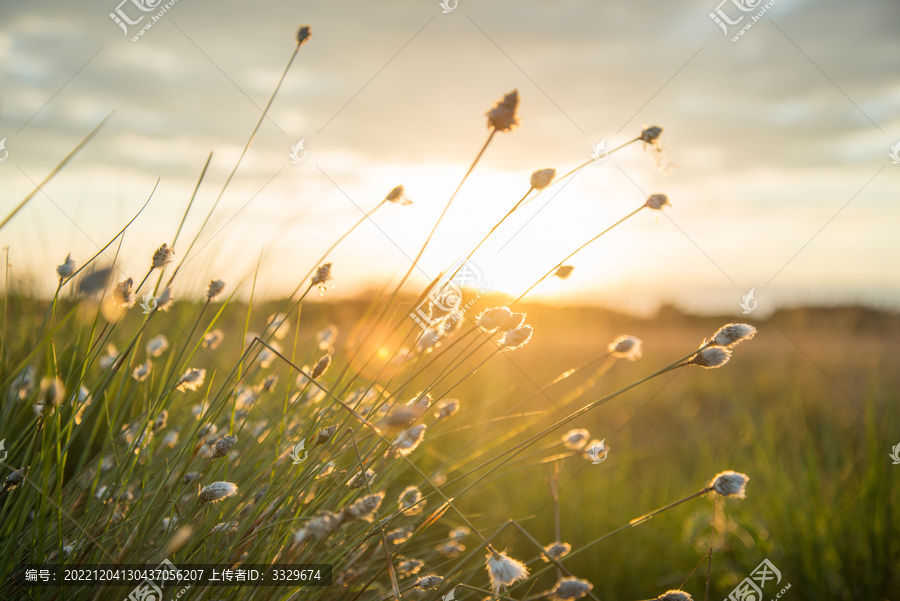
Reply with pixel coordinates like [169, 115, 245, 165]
[1, 290, 896, 601]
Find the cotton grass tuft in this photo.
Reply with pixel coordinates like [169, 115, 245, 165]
[550, 576, 594, 600]
[530, 168, 556, 190]
[114, 278, 136, 308]
[198, 481, 238, 504]
[644, 194, 671, 211]
[710, 470, 749, 498]
[485, 549, 530, 593]
[413, 574, 443, 590]
[176, 368, 206, 392]
[487, 89, 520, 132]
[710, 323, 757, 348]
[608, 335, 643, 360]
[56, 254, 75, 279]
[206, 279, 226, 301]
[687, 346, 731, 369]
[151, 243, 174, 269]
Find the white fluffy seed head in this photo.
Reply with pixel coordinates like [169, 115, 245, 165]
[608, 335, 643, 360]
[393, 424, 427, 457]
[346, 469, 376, 489]
[405, 393, 432, 419]
[561, 429, 589, 450]
[487, 89, 520, 132]
[211, 435, 238, 460]
[711, 323, 757, 348]
[435, 399, 460, 419]
[530, 168, 556, 190]
[397, 557, 424, 576]
[311, 263, 333, 294]
[311, 354, 331, 379]
[176, 368, 206, 392]
[645, 194, 671, 210]
[688, 346, 731, 369]
[203, 329, 224, 349]
[294, 511, 340, 544]
[502, 325, 533, 350]
[132, 361, 152, 382]
[551, 576, 594, 600]
[505, 312, 527, 331]
[345, 492, 384, 522]
[155, 286, 174, 311]
[206, 279, 226, 301]
[146, 335, 169, 357]
[542, 541, 571, 562]
[437, 540, 466, 557]
[414, 574, 443, 590]
[153, 410, 168, 432]
[198, 481, 238, 504]
[477, 307, 513, 332]
[210, 521, 238, 534]
[710, 471, 749, 498]
[114, 278, 136, 309]
[399, 486, 425, 515]
[56, 254, 76, 279]
[485, 550, 530, 593]
[385, 527, 413, 544]
[151, 243, 175, 269]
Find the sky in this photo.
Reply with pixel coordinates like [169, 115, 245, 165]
[0, 0, 898, 315]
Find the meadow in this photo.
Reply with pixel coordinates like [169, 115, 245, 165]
[0, 288, 896, 600]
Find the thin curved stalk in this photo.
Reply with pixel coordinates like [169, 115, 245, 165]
[167, 41, 303, 287]
[510, 205, 646, 306]
[0, 113, 114, 232]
